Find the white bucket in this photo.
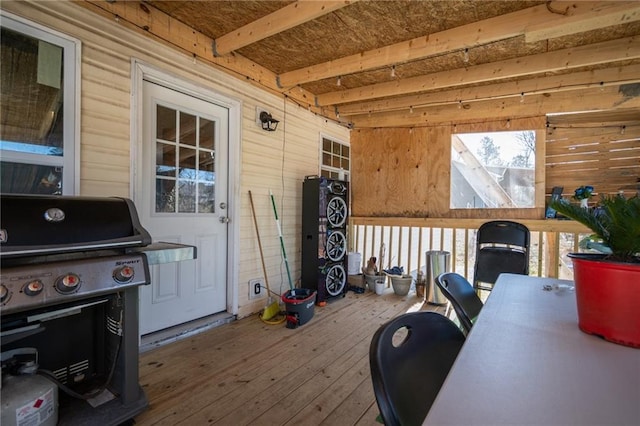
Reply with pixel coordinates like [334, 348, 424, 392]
[347, 252, 362, 275]
[375, 279, 385, 295]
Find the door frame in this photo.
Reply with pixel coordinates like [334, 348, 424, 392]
[130, 59, 241, 316]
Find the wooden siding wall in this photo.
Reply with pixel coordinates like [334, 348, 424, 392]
[351, 117, 546, 220]
[1, 0, 349, 318]
[546, 125, 640, 199]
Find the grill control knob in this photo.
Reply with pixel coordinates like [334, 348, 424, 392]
[55, 273, 81, 294]
[113, 265, 135, 283]
[0, 285, 8, 303]
[24, 280, 44, 296]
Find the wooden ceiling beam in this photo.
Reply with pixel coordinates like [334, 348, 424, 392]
[316, 36, 640, 106]
[278, 1, 640, 88]
[213, 0, 357, 56]
[78, 1, 318, 111]
[347, 86, 640, 128]
[338, 64, 640, 116]
[525, 1, 640, 43]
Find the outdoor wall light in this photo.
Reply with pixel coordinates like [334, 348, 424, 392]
[259, 111, 279, 132]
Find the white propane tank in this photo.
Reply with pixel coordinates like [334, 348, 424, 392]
[1, 371, 58, 426]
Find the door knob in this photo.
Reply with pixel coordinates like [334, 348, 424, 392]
[219, 216, 230, 223]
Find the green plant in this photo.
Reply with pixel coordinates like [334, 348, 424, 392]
[573, 185, 594, 200]
[550, 194, 640, 262]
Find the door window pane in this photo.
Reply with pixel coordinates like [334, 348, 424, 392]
[178, 146, 197, 177]
[180, 111, 196, 146]
[200, 118, 215, 150]
[156, 179, 176, 213]
[154, 104, 217, 214]
[177, 180, 196, 213]
[198, 182, 215, 213]
[156, 142, 176, 177]
[156, 106, 176, 142]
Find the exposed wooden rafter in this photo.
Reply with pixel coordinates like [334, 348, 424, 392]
[213, 0, 357, 56]
[277, 1, 640, 88]
[347, 85, 640, 128]
[338, 64, 640, 116]
[76, 1, 640, 129]
[78, 0, 319, 111]
[316, 36, 640, 106]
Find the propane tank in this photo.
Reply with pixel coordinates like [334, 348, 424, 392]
[1, 361, 58, 426]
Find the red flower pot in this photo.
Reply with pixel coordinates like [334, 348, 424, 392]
[570, 253, 640, 348]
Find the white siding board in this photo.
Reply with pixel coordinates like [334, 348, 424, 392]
[2, 0, 349, 319]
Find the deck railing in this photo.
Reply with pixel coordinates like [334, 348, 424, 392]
[348, 217, 591, 282]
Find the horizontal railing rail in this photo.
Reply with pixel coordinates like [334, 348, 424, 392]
[348, 217, 591, 282]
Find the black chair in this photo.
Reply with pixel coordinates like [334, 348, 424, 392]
[473, 220, 530, 291]
[369, 311, 465, 426]
[435, 272, 483, 335]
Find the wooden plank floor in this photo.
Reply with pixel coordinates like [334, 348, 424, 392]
[134, 288, 446, 425]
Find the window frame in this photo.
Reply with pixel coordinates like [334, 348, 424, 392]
[449, 122, 545, 213]
[1, 11, 80, 195]
[319, 133, 350, 181]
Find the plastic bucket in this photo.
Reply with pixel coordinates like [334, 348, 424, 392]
[375, 279, 385, 295]
[282, 288, 317, 329]
[347, 252, 362, 275]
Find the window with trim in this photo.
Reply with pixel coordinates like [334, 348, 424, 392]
[451, 130, 536, 209]
[1, 13, 78, 195]
[320, 134, 349, 181]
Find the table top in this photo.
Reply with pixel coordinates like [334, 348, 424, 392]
[424, 274, 640, 426]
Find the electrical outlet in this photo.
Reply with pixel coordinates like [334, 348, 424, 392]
[248, 278, 264, 300]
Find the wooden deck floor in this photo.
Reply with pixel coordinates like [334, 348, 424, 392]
[134, 288, 445, 425]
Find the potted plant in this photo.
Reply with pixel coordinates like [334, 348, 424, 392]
[573, 184, 594, 209]
[550, 193, 640, 348]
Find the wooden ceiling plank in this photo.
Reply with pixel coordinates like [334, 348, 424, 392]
[339, 64, 640, 116]
[317, 36, 640, 107]
[278, 2, 640, 88]
[525, 1, 640, 43]
[348, 85, 640, 128]
[213, 0, 357, 56]
[78, 1, 319, 111]
[277, 3, 549, 87]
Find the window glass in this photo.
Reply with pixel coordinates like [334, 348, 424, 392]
[451, 131, 536, 209]
[320, 135, 349, 181]
[154, 104, 216, 214]
[0, 15, 77, 195]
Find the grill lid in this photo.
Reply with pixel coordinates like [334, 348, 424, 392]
[0, 195, 152, 258]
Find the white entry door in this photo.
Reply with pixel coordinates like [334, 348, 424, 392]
[138, 80, 229, 335]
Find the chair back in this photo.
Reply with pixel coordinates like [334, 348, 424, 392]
[473, 220, 530, 291]
[369, 312, 465, 426]
[435, 272, 483, 334]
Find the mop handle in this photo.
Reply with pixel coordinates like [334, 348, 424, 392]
[270, 190, 294, 290]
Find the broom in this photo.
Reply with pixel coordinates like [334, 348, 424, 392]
[270, 189, 294, 291]
[248, 190, 280, 321]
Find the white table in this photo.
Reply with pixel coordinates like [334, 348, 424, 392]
[424, 274, 640, 425]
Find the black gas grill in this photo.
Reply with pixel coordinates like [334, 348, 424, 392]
[1, 194, 153, 425]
